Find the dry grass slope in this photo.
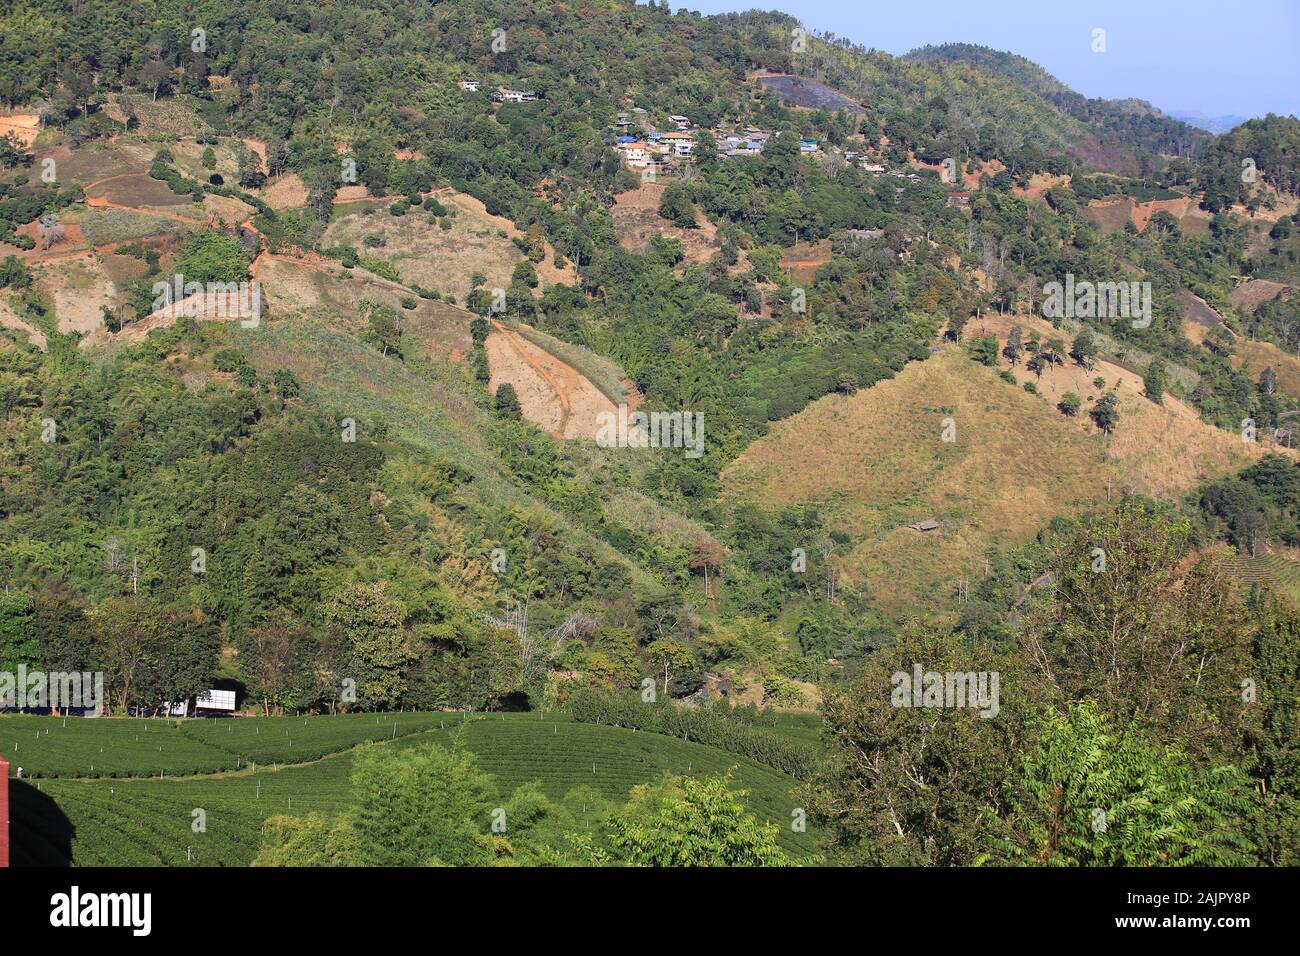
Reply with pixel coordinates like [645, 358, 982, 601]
[723, 349, 1114, 613]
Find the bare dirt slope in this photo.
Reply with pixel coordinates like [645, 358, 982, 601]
[1230, 279, 1292, 314]
[487, 320, 621, 440]
[0, 113, 40, 148]
[323, 187, 576, 303]
[0, 295, 46, 351]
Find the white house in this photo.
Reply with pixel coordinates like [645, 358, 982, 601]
[494, 87, 537, 103]
[620, 142, 651, 168]
[458, 79, 480, 92]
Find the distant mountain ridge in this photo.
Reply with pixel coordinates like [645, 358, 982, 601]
[904, 42, 1212, 160]
[1171, 111, 1253, 135]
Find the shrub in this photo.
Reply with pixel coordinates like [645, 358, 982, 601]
[212, 348, 247, 373]
[494, 383, 522, 420]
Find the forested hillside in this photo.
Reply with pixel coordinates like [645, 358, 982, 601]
[1, 0, 1298, 868]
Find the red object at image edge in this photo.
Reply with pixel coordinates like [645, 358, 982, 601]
[0, 754, 9, 867]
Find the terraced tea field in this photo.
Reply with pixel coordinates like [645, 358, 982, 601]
[1222, 552, 1300, 604]
[6, 713, 818, 865]
[0, 712, 448, 778]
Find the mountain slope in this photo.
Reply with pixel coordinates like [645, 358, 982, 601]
[905, 43, 1211, 161]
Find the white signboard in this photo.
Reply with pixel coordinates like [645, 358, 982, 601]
[195, 689, 236, 712]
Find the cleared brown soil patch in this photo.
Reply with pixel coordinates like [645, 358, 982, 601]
[486, 320, 621, 440]
[1129, 196, 1194, 232]
[912, 156, 1005, 188]
[324, 188, 576, 303]
[14, 220, 86, 256]
[1230, 279, 1292, 314]
[1182, 291, 1224, 343]
[433, 188, 577, 287]
[36, 254, 115, 334]
[86, 173, 190, 208]
[1014, 172, 1071, 201]
[39, 140, 153, 186]
[612, 183, 730, 268]
[1083, 196, 1135, 234]
[257, 173, 308, 211]
[781, 240, 833, 285]
[0, 113, 40, 148]
[124, 97, 202, 138]
[0, 295, 46, 350]
[1083, 193, 1211, 235]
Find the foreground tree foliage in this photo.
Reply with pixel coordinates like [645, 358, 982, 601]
[808, 502, 1297, 867]
[252, 742, 780, 867]
[981, 702, 1253, 866]
[607, 773, 788, 867]
[1023, 501, 1252, 760]
[807, 627, 1039, 865]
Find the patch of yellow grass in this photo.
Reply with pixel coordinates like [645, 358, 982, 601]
[981, 311, 1282, 498]
[723, 349, 1114, 613]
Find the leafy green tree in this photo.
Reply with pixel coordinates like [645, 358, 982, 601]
[1090, 392, 1120, 433]
[1240, 600, 1300, 865]
[175, 231, 250, 285]
[0, 591, 37, 673]
[1002, 325, 1023, 366]
[1022, 500, 1251, 759]
[807, 625, 1039, 865]
[272, 369, 300, 398]
[648, 233, 684, 266]
[359, 300, 403, 359]
[1069, 330, 1097, 369]
[1057, 392, 1081, 416]
[33, 581, 91, 672]
[1143, 359, 1167, 405]
[658, 182, 696, 228]
[982, 702, 1252, 866]
[255, 742, 498, 866]
[966, 335, 998, 367]
[323, 583, 411, 709]
[608, 772, 788, 866]
[511, 259, 538, 289]
[245, 607, 309, 716]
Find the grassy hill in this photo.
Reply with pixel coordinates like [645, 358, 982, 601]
[723, 325, 1281, 616]
[723, 348, 1114, 616]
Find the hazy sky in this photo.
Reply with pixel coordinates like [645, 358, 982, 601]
[672, 0, 1300, 120]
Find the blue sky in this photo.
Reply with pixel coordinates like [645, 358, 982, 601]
[671, 0, 1300, 120]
